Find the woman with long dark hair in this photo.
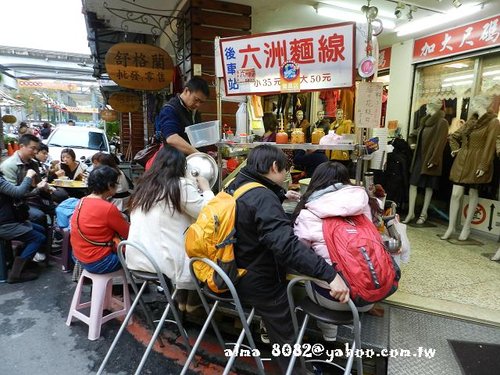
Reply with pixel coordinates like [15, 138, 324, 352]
[292, 161, 378, 341]
[126, 145, 214, 312]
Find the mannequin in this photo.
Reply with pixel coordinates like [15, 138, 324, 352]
[327, 108, 352, 160]
[441, 95, 500, 240]
[316, 110, 325, 127]
[403, 99, 449, 224]
[296, 110, 310, 140]
[493, 136, 500, 260]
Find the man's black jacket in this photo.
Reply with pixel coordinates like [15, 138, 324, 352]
[228, 167, 336, 299]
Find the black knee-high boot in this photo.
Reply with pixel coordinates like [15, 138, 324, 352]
[7, 257, 38, 284]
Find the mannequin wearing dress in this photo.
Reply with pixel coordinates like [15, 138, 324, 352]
[441, 96, 500, 240]
[403, 100, 449, 224]
[327, 108, 352, 161]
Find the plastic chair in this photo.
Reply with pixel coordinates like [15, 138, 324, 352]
[97, 240, 191, 375]
[49, 227, 74, 272]
[286, 276, 363, 375]
[180, 257, 265, 375]
[66, 268, 130, 340]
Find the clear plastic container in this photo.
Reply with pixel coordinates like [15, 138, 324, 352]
[185, 120, 221, 147]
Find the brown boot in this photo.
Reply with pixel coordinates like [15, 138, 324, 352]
[174, 289, 188, 312]
[7, 257, 38, 284]
[186, 290, 203, 313]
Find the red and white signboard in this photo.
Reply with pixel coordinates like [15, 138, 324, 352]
[219, 23, 355, 96]
[413, 15, 500, 63]
[461, 196, 500, 236]
[378, 47, 391, 70]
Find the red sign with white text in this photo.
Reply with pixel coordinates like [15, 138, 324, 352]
[378, 47, 391, 70]
[413, 15, 499, 62]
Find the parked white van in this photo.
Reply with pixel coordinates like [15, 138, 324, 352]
[45, 126, 110, 163]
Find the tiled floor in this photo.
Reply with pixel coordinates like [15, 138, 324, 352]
[386, 221, 500, 325]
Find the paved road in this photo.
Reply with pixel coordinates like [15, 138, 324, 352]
[0, 264, 192, 375]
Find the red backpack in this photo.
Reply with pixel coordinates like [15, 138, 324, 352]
[322, 214, 400, 306]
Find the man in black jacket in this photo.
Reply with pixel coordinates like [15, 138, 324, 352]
[228, 144, 349, 373]
[155, 77, 209, 155]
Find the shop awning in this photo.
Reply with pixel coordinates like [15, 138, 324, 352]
[0, 89, 25, 107]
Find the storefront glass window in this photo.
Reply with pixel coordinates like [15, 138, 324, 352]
[412, 52, 500, 129]
[411, 51, 500, 202]
[479, 53, 500, 106]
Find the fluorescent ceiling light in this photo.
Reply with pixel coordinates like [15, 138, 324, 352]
[493, 76, 500, 81]
[316, 4, 396, 29]
[443, 74, 474, 82]
[442, 80, 473, 87]
[321, 1, 396, 19]
[396, 3, 481, 37]
[483, 70, 500, 77]
[444, 63, 469, 69]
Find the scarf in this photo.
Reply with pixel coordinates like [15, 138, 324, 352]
[307, 183, 346, 203]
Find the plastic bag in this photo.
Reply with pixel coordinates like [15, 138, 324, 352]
[395, 220, 411, 264]
[236, 102, 247, 137]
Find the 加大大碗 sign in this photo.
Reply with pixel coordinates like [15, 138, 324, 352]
[105, 43, 174, 90]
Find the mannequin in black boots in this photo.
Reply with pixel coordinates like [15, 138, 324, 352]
[0, 169, 46, 283]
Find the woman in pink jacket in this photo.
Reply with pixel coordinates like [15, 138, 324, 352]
[292, 161, 377, 341]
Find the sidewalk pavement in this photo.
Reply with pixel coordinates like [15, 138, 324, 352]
[0, 263, 278, 375]
[0, 265, 191, 375]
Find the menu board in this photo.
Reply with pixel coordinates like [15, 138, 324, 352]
[355, 82, 384, 128]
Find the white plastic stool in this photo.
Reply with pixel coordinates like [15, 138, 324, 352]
[66, 269, 130, 340]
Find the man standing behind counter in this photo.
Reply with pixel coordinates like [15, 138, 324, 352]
[156, 77, 209, 155]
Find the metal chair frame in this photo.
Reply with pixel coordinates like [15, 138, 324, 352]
[97, 240, 191, 375]
[286, 276, 363, 375]
[180, 257, 265, 375]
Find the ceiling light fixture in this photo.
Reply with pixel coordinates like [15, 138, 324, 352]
[444, 63, 469, 69]
[452, 0, 462, 8]
[443, 74, 474, 82]
[315, 4, 396, 29]
[441, 79, 473, 87]
[394, 2, 405, 19]
[407, 6, 417, 21]
[320, 1, 396, 19]
[395, 3, 481, 36]
[483, 69, 500, 77]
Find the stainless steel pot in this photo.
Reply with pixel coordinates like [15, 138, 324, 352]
[186, 152, 218, 188]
